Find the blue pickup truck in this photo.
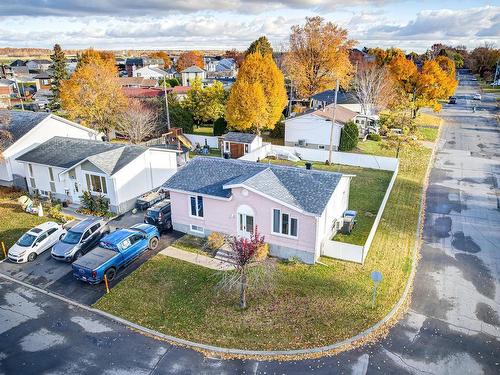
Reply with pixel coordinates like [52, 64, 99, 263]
[72, 223, 160, 284]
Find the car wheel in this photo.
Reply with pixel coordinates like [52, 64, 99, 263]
[27, 252, 37, 262]
[166, 220, 172, 231]
[105, 268, 116, 282]
[148, 237, 159, 250]
[73, 251, 83, 262]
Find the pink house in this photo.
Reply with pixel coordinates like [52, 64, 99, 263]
[163, 157, 352, 263]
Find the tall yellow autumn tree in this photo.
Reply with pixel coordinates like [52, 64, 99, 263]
[226, 52, 287, 133]
[285, 16, 354, 101]
[388, 55, 457, 117]
[61, 49, 127, 134]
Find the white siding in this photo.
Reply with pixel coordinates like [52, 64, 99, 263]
[285, 114, 342, 149]
[2, 116, 97, 183]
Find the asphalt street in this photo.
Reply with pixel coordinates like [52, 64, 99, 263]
[0, 72, 499, 374]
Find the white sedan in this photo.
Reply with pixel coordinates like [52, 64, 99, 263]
[8, 222, 66, 263]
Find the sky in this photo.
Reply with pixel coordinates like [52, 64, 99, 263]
[0, 1, 498, 53]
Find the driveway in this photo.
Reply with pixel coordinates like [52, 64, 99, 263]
[0, 210, 181, 305]
[0, 71, 499, 374]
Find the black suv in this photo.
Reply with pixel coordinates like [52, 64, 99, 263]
[144, 200, 172, 233]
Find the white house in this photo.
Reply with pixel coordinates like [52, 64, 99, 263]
[285, 105, 357, 150]
[181, 66, 206, 86]
[133, 66, 169, 80]
[16, 137, 178, 214]
[26, 59, 52, 71]
[222, 132, 262, 159]
[0, 111, 98, 188]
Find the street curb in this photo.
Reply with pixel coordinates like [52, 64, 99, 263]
[0, 141, 439, 359]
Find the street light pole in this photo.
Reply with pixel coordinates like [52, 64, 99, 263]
[163, 77, 171, 131]
[327, 78, 339, 165]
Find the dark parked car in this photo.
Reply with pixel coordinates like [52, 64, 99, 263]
[144, 199, 172, 233]
[51, 218, 109, 262]
[72, 224, 160, 284]
[448, 96, 457, 104]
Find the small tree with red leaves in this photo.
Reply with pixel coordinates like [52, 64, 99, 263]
[228, 227, 265, 309]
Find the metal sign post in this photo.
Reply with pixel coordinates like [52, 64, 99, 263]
[371, 271, 382, 308]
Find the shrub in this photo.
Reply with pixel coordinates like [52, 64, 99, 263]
[95, 194, 109, 213]
[207, 232, 225, 250]
[213, 117, 227, 136]
[47, 204, 73, 223]
[339, 121, 359, 151]
[367, 133, 381, 141]
[80, 191, 96, 211]
[269, 114, 285, 138]
[255, 242, 269, 261]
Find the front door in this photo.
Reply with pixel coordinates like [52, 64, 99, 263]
[238, 213, 254, 237]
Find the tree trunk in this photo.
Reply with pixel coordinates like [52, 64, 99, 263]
[239, 272, 247, 309]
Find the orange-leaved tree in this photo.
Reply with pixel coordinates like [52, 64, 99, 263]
[149, 51, 172, 68]
[285, 16, 354, 102]
[176, 51, 204, 72]
[61, 48, 127, 134]
[226, 52, 287, 134]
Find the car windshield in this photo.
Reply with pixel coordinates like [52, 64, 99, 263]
[17, 233, 37, 247]
[61, 230, 82, 244]
[146, 210, 159, 218]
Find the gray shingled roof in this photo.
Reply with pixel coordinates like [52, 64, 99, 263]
[0, 111, 50, 148]
[16, 136, 147, 175]
[163, 157, 343, 216]
[181, 66, 205, 73]
[223, 132, 257, 144]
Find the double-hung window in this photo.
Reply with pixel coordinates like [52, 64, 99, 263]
[272, 209, 298, 237]
[190, 195, 204, 218]
[28, 163, 36, 189]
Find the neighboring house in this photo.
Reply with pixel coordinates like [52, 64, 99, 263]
[163, 157, 352, 264]
[349, 48, 376, 66]
[119, 77, 158, 88]
[171, 85, 190, 101]
[122, 87, 165, 99]
[285, 105, 357, 150]
[0, 79, 17, 108]
[181, 66, 206, 86]
[222, 132, 262, 159]
[16, 137, 178, 214]
[311, 90, 359, 111]
[0, 111, 98, 188]
[10, 60, 26, 67]
[125, 57, 164, 77]
[26, 59, 52, 71]
[33, 72, 52, 91]
[205, 58, 236, 77]
[133, 66, 169, 80]
[32, 89, 52, 108]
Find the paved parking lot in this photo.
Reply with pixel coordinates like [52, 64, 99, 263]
[0, 210, 181, 305]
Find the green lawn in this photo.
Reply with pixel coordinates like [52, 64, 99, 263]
[171, 235, 211, 256]
[0, 187, 53, 260]
[261, 159, 393, 245]
[262, 134, 285, 145]
[418, 126, 439, 142]
[189, 148, 221, 158]
[192, 126, 214, 136]
[95, 138, 432, 350]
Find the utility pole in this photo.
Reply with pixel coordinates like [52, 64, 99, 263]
[162, 76, 170, 130]
[327, 78, 339, 165]
[287, 79, 293, 117]
[14, 80, 24, 111]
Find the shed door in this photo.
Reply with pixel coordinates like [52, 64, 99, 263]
[230, 143, 244, 158]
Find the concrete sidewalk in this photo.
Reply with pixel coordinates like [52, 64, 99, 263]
[159, 246, 235, 271]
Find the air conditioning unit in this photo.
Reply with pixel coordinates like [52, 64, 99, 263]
[298, 139, 306, 146]
[334, 219, 343, 231]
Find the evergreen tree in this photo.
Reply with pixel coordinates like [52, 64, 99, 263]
[49, 44, 68, 111]
[246, 36, 273, 57]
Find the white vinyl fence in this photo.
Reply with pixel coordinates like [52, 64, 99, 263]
[239, 143, 399, 263]
[184, 134, 220, 149]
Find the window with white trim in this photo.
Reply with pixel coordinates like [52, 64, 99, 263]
[28, 163, 36, 189]
[190, 195, 204, 217]
[244, 144, 249, 153]
[48, 167, 56, 193]
[190, 224, 204, 234]
[85, 174, 108, 194]
[272, 209, 298, 237]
